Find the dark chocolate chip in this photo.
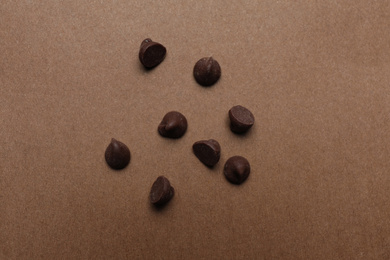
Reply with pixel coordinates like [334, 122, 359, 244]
[193, 57, 221, 86]
[192, 139, 221, 167]
[158, 111, 188, 138]
[105, 138, 131, 170]
[139, 38, 166, 68]
[229, 105, 255, 134]
[223, 156, 250, 185]
[150, 176, 175, 206]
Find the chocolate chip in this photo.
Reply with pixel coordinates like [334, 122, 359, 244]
[105, 138, 131, 170]
[193, 57, 221, 86]
[223, 156, 250, 185]
[229, 105, 255, 134]
[192, 139, 221, 167]
[150, 176, 175, 206]
[139, 38, 166, 69]
[158, 111, 188, 138]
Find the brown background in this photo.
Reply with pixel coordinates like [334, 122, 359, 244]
[1, 1, 390, 259]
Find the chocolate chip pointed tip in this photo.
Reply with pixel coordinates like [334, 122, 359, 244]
[104, 138, 131, 170]
[140, 38, 152, 47]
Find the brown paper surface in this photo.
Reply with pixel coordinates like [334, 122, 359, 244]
[1, 1, 390, 259]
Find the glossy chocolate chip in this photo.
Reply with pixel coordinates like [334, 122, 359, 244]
[192, 139, 221, 167]
[150, 176, 175, 206]
[223, 156, 250, 185]
[229, 105, 255, 134]
[105, 138, 131, 170]
[158, 111, 188, 139]
[193, 57, 221, 86]
[139, 38, 166, 68]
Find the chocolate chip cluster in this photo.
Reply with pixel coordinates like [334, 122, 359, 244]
[104, 38, 255, 208]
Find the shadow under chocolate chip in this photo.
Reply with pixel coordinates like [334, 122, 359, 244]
[158, 111, 188, 139]
[104, 138, 131, 170]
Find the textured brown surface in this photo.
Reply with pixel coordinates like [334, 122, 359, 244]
[1, 1, 390, 259]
